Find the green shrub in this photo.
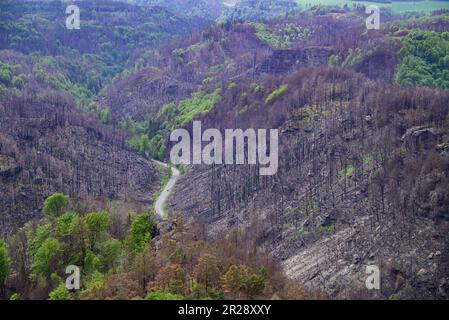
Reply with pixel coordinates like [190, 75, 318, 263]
[0, 240, 11, 285]
[85, 212, 110, 247]
[128, 133, 166, 160]
[12, 74, 26, 89]
[328, 54, 341, 67]
[253, 23, 285, 48]
[318, 224, 336, 235]
[236, 105, 249, 116]
[228, 82, 237, 90]
[84, 250, 102, 274]
[31, 238, 60, 279]
[9, 293, 20, 300]
[265, 84, 288, 105]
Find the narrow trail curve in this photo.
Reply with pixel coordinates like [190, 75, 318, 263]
[151, 159, 180, 220]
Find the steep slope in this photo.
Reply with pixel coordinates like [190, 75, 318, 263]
[167, 66, 449, 299]
[0, 0, 212, 235]
[134, 0, 226, 21]
[94, 9, 449, 299]
[0, 88, 160, 235]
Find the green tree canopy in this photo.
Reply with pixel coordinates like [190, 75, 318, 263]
[129, 212, 155, 252]
[85, 212, 110, 248]
[43, 193, 69, 218]
[0, 240, 11, 284]
[396, 30, 449, 90]
[31, 238, 60, 279]
[49, 283, 73, 300]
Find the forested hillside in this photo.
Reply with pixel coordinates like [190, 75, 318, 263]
[0, 0, 208, 236]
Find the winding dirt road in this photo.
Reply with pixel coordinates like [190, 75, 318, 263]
[151, 159, 180, 219]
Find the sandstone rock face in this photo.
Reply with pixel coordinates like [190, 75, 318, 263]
[0, 93, 159, 235]
[259, 47, 334, 74]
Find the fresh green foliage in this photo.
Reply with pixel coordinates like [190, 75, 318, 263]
[100, 239, 122, 272]
[328, 54, 341, 67]
[84, 250, 102, 274]
[99, 108, 112, 125]
[0, 62, 13, 86]
[221, 0, 298, 23]
[283, 23, 311, 42]
[0, 240, 11, 284]
[318, 224, 336, 235]
[222, 265, 268, 299]
[146, 291, 184, 300]
[9, 293, 20, 300]
[0, 62, 26, 90]
[128, 133, 166, 160]
[56, 212, 79, 238]
[253, 23, 285, 48]
[146, 88, 221, 144]
[85, 212, 110, 247]
[12, 74, 26, 89]
[339, 165, 355, 181]
[128, 212, 155, 252]
[175, 89, 222, 126]
[265, 84, 288, 105]
[253, 22, 310, 49]
[250, 82, 264, 93]
[342, 48, 362, 67]
[27, 223, 52, 256]
[49, 283, 73, 300]
[236, 105, 249, 116]
[0, 195, 294, 300]
[228, 82, 237, 90]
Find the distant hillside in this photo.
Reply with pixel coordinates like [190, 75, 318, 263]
[0, 0, 206, 102]
[133, 0, 227, 20]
